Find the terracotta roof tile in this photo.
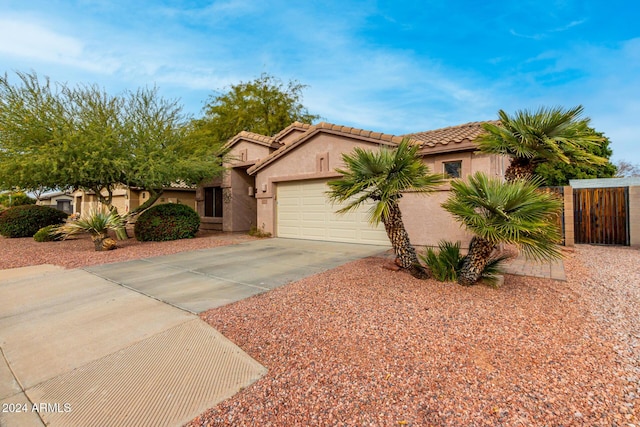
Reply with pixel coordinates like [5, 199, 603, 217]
[223, 131, 277, 150]
[405, 121, 497, 147]
[246, 120, 496, 175]
[273, 121, 313, 143]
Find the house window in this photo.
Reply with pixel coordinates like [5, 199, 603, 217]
[443, 161, 462, 179]
[204, 187, 223, 217]
[56, 200, 72, 214]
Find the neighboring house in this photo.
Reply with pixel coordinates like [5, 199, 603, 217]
[36, 191, 74, 214]
[72, 183, 196, 215]
[197, 120, 509, 248]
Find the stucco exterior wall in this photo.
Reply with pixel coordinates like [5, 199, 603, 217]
[630, 186, 640, 246]
[226, 168, 256, 232]
[400, 189, 473, 248]
[253, 133, 390, 236]
[196, 140, 273, 231]
[251, 132, 502, 247]
[156, 190, 196, 209]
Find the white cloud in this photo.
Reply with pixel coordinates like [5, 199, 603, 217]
[0, 17, 121, 74]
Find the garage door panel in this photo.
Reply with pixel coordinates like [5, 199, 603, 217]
[277, 180, 389, 246]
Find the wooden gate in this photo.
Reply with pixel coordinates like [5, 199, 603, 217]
[574, 187, 629, 245]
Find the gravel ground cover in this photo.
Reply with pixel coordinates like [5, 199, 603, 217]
[2, 235, 638, 425]
[190, 245, 639, 426]
[0, 232, 257, 270]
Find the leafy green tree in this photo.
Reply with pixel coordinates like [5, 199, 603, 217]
[534, 132, 617, 185]
[0, 192, 36, 207]
[476, 106, 608, 181]
[0, 71, 224, 214]
[327, 140, 444, 279]
[194, 73, 320, 144]
[442, 172, 563, 286]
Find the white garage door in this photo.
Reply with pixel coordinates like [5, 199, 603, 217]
[277, 179, 390, 246]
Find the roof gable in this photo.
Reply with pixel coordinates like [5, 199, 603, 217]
[223, 131, 279, 151]
[245, 120, 498, 175]
[247, 122, 406, 175]
[272, 121, 313, 144]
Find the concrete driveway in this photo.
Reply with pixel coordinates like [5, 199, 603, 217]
[0, 238, 387, 427]
[83, 238, 389, 313]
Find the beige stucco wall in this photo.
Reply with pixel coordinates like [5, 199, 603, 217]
[400, 189, 473, 248]
[155, 190, 196, 210]
[630, 186, 640, 246]
[72, 188, 126, 215]
[278, 129, 306, 145]
[562, 186, 575, 247]
[253, 133, 391, 236]
[197, 140, 271, 231]
[252, 132, 503, 247]
[226, 168, 257, 232]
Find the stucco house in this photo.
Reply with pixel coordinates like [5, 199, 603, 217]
[36, 191, 74, 214]
[197, 120, 509, 248]
[72, 183, 196, 215]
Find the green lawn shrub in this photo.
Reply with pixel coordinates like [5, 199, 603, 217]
[134, 203, 200, 242]
[0, 205, 68, 238]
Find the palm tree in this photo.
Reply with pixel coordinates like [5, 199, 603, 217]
[327, 139, 444, 279]
[442, 172, 563, 286]
[476, 106, 607, 181]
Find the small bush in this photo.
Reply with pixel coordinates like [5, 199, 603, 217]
[248, 224, 272, 238]
[33, 224, 64, 242]
[420, 240, 464, 282]
[421, 240, 511, 286]
[0, 205, 68, 238]
[134, 203, 200, 242]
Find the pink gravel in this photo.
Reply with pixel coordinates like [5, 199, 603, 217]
[189, 245, 640, 426]
[0, 232, 257, 270]
[2, 235, 638, 425]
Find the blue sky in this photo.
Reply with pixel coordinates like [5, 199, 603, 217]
[1, 0, 639, 164]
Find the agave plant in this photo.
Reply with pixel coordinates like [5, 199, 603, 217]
[58, 207, 125, 251]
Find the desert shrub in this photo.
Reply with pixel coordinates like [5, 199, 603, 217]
[420, 240, 464, 282]
[248, 223, 272, 238]
[33, 224, 64, 242]
[0, 192, 36, 208]
[420, 240, 511, 286]
[57, 208, 125, 251]
[0, 205, 68, 238]
[134, 203, 200, 242]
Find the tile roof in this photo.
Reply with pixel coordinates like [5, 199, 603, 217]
[247, 121, 405, 174]
[246, 120, 500, 175]
[272, 121, 313, 143]
[223, 131, 278, 150]
[404, 121, 497, 149]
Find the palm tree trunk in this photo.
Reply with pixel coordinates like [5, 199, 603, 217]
[504, 157, 536, 182]
[383, 203, 429, 279]
[458, 236, 496, 286]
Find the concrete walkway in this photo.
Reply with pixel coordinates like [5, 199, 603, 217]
[0, 239, 387, 427]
